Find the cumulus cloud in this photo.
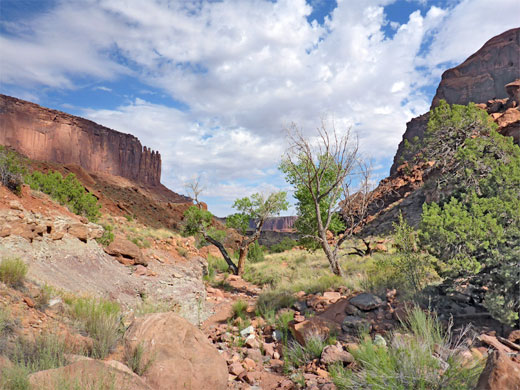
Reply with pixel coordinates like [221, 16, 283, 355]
[1, 0, 518, 214]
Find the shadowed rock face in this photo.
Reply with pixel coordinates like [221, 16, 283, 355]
[391, 28, 520, 175]
[432, 28, 520, 108]
[0, 94, 161, 186]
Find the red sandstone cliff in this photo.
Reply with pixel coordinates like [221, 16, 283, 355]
[0, 94, 161, 186]
[249, 216, 297, 232]
[391, 28, 520, 174]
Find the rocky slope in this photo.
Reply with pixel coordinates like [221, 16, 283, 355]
[0, 94, 161, 186]
[391, 27, 520, 174]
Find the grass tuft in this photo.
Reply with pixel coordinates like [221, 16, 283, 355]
[0, 258, 28, 288]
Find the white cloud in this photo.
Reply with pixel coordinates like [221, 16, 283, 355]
[1, 0, 518, 214]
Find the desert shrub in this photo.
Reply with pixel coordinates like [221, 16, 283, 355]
[0, 146, 26, 195]
[0, 257, 28, 288]
[135, 299, 178, 316]
[0, 365, 30, 390]
[291, 274, 345, 295]
[8, 333, 70, 373]
[96, 224, 114, 246]
[275, 310, 294, 346]
[269, 237, 298, 253]
[247, 241, 265, 263]
[256, 290, 296, 318]
[285, 334, 327, 369]
[421, 128, 520, 325]
[125, 342, 155, 376]
[231, 299, 248, 321]
[25, 170, 100, 221]
[68, 297, 121, 358]
[177, 247, 188, 258]
[329, 307, 484, 390]
[35, 283, 53, 310]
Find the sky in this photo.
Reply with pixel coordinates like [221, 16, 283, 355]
[1, 0, 519, 216]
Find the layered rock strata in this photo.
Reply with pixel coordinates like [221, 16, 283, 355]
[0, 94, 161, 186]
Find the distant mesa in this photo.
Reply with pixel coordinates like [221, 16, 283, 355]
[250, 216, 297, 232]
[0, 94, 161, 187]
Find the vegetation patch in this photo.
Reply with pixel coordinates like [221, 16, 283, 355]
[0, 257, 28, 289]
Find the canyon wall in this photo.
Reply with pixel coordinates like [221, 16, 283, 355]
[0, 95, 161, 186]
[391, 27, 520, 174]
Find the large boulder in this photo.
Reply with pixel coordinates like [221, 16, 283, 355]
[29, 359, 152, 390]
[349, 293, 383, 311]
[124, 312, 228, 390]
[475, 350, 520, 390]
[104, 236, 146, 265]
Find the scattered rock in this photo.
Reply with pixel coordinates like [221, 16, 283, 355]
[240, 325, 255, 338]
[320, 344, 354, 365]
[349, 293, 383, 311]
[104, 236, 146, 266]
[341, 316, 370, 334]
[290, 317, 340, 345]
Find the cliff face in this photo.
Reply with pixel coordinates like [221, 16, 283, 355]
[249, 216, 297, 232]
[432, 28, 520, 108]
[391, 28, 520, 174]
[0, 94, 161, 186]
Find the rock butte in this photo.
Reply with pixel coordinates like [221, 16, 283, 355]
[391, 27, 520, 175]
[0, 94, 161, 186]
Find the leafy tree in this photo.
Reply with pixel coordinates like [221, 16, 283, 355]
[183, 181, 288, 275]
[420, 104, 520, 326]
[227, 192, 288, 274]
[0, 146, 26, 195]
[280, 120, 373, 276]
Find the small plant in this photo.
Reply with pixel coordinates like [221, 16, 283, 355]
[96, 224, 114, 247]
[329, 307, 484, 390]
[231, 299, 248, 321]
[177, 247, 188, 258]
[7, 333, 70, 377]
[247, 241, 265, 263]
[0, 145, 26, 195]
[256, 289, 296, 318]
[135, 299, 178, 316]
[124, 214, 134, 222]
[35, 284, 53, 310]
[275, 310, 294, 346]
[125, 343, 155, 376]
[68, 297, 122, 359]
[0, 365, 30, 390]
[0, 257, 28, 288]
[269, 237, 298, 253]
[285, 334, 326, 369]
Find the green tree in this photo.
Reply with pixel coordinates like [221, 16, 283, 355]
[183, 181, 288, 275]
[0, 146, 26, 194]
[280, 121, 373, 276]
[420, 104, 520, 326]
[227, 192, 288, 274]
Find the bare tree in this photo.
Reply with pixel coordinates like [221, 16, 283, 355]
[280, 120, 373, 276]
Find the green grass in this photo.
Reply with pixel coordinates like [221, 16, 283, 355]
[135, 299, 178, 316]
[125, 343, 155, 376]
[329, 307, 485, 390]
[68, 297, 122, 359]
[0, 365, 30, 390]
[231, 299, 248, 321]
[8, 333, 70, 372]
[0, 257, 28, 288]
[285, 335, 327, 369]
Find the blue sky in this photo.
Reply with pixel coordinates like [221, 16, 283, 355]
[1, 0, 518, 216]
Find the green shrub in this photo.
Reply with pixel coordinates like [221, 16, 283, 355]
[68, 297, 121, 358]
[9, 333, 70, 373]
[275, 310, 294, 346]
[285, 335, 327, 369]
[231, 299, 248, 321]
[247, 241, 265, 263]
[0, 146, 26, 195]
[420, 127, 520, 326]
[96, 225, 114, 246]
[35, 284, 53, 310]
[269, 237, 298, 253]
[125, 343, 155, 376]
[256, 290, 296, 318]
[25, 170, 101, 222]
[0, 258, 28, 288]
[0, 365, 30, 390]
[329, 307, 484, 390]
